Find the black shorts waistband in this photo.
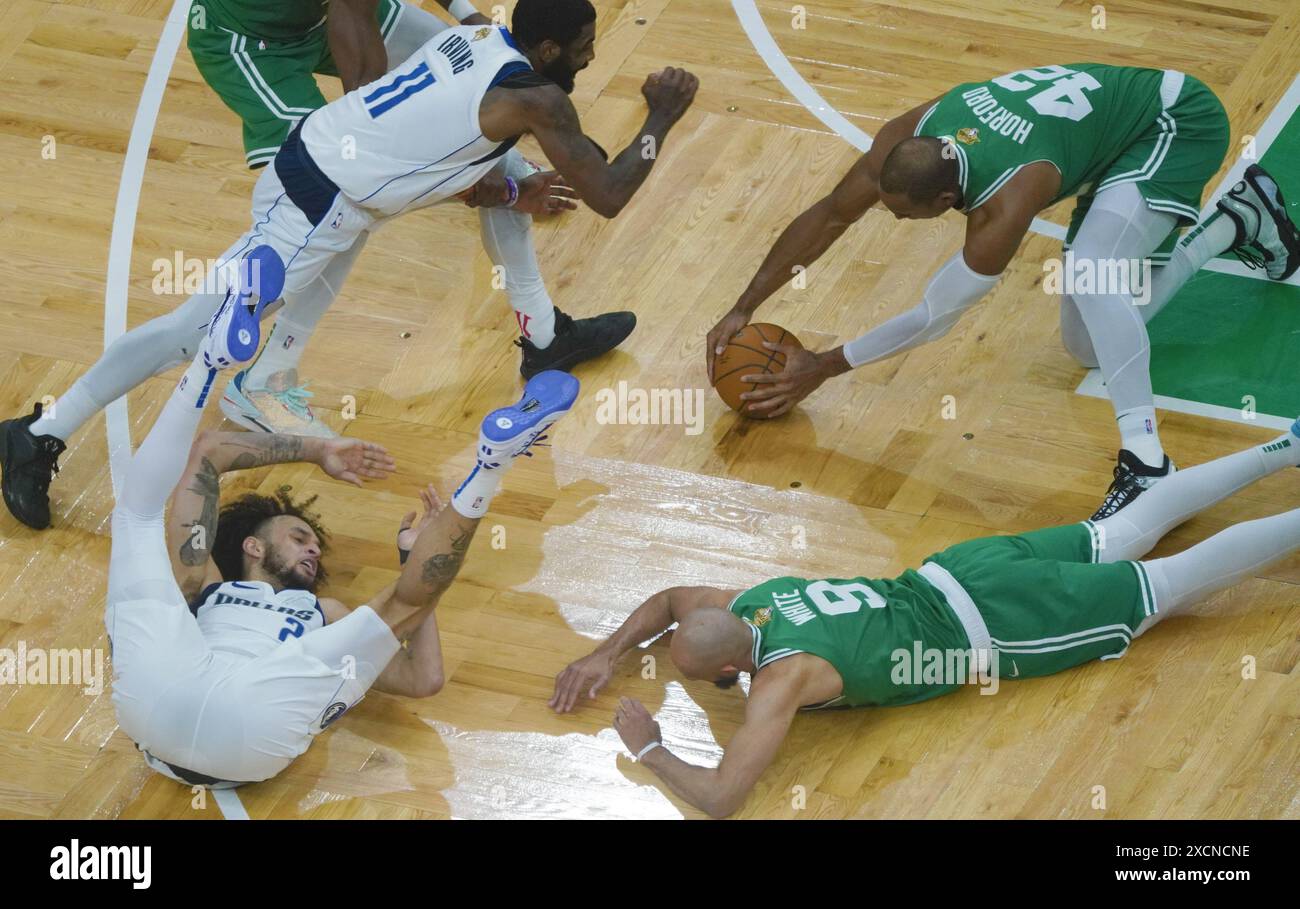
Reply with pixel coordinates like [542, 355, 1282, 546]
[274, 116, 341, 227]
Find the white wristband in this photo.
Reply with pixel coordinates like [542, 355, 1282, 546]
[450, 0, 478, 21]
[635, 741, 662, 761]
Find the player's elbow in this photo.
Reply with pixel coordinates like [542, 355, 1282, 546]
[587, 194, 625, 219]
[407, 669, 444, 699]
[704, 792, 742, 819]
[413, 671, 444, 702]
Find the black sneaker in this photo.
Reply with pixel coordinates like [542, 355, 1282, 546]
[516, 307, 636, 380]
[0, 402, 67, 529]
[1090, 449, 1175, 521]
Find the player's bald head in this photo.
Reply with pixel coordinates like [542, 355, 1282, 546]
[670, 609, 751, 683]
[878, 137, 962, 218]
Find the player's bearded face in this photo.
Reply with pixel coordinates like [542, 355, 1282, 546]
[544, 25, 595, 94]
[262, 536, 321, 592]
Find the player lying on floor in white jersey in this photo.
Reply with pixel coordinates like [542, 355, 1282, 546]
[0, 0, 698, 529]
[553, 420, 1300, 817]
[106, 246, 580, 787]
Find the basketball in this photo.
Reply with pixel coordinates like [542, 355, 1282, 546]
[712, 323, 803, 415]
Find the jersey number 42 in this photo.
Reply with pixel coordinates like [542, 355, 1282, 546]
[991, 65, 1103, 122]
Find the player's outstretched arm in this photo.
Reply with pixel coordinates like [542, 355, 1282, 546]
[549, 586, 739, 713]
[165, 432, 396, 601]
[513, 69, 697, 218]
[614, 661, 807, 818]
[707, 95, 943, 383]
[328, 0, 388, 92]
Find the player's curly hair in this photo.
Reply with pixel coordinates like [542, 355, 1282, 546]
[512, 0, 596, 50]
[211, 485, 331, 585]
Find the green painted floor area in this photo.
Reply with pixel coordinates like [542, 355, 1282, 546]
[1147, 97, 1300, 418]
[1148, 270, 1300, 417]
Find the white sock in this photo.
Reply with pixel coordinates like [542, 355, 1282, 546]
[451, 461, 507, 518]
[1117, 406, 1164, 467]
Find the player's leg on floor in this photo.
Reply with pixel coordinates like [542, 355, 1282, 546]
[479, 150, 637, 378]
[222, 233, 370, 438]
[1094, 419, 1300, 563]
[110, 246, 281, 607]
[1138, 506, 1300, 636]
[109, 248, 282, 769]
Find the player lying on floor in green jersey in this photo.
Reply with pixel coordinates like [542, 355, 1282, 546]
[707, 63, 1300, 521]
[553, 420, 1300, 817]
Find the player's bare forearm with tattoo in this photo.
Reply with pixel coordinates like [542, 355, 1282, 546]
[166, 431, 395, 598]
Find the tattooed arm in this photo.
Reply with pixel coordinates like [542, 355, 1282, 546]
[165, 431, 396, 601]
[356, 494, 481, 697]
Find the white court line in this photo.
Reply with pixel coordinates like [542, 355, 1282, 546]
[1075, 370, 1293, 430]
[730, 0, 1066, 241]
[107, 0, 250, 821]
[212, 788, 251, 820]
[1076, 72, 1300, 423]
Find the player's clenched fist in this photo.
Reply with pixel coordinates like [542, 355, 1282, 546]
[642, 67, 699, 123]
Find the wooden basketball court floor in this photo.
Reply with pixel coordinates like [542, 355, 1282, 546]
[0, 0, 1296, 820]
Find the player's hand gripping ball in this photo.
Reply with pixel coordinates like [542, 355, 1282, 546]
[711, 323, 804, 417]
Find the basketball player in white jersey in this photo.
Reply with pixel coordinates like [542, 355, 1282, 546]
[1, 0, 698, 529]
[108, 244, 580, 786]
[189, 0, 578, 442]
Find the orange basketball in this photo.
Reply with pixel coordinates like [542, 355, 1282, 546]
[712, 323, 803, 416]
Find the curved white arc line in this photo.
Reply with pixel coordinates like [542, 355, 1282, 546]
[105, 0, 188, 491]
[106, 0, 252, 821]
[730, 0, 873, 152]
[730, 0, 1065, 242]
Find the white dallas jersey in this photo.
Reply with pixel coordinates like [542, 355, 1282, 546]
[302, 24, 532, 217]
[190, 580, 326, 659]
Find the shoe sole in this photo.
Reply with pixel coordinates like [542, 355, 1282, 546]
[483, 371, 580, 447]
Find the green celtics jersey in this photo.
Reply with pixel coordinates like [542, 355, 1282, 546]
[193, 0, 328, 40]
[727, 572, 971, 708]
[915, 63, 1168, 211]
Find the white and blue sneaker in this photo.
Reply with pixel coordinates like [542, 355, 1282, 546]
[220, 367, 338, 438]
[1217, 164, 1300, 281]
[475, 370, 580, 468]
[201, 245, 284, 369]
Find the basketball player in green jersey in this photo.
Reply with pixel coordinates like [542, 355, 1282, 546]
[708, 63, 1300, 519]
[553, 418, 1300, 817]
